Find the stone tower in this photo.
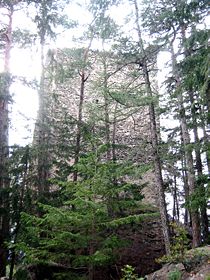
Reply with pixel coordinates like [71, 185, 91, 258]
[35, 48, 165, 278]
[44, 47, 159, 207]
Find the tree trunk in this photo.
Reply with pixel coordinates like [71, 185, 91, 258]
[73, 39, 93, 181]
[133, 0, 171, 255]
[0, 5, 13, 277]
[170, 45, 201, 247]
[36, 42, 51, 195]
[206, 58, 210, 125]
[102, 56, 112, 161]
[181, 146, 190, 226]
[112, 103, 118, 162]
[202, 125, 210, 174]
[73, 70, 87, 181]
[181, 24, 208, 243]
[190, 93, 209, 242]
[172, 175, 179, 222]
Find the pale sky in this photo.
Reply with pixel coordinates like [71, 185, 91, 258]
[7, 1, 209, 148]
[8, 0, 132, 146]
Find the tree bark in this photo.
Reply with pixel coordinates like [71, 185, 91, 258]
[189, 93, 209, 242]
[102, 55, 112, 161]
[0, 5, 13, 277]
[36, 42, 51, 195]
[202, 125, 210, 174]
[181, 142, 190, 226]
[73, 70, 87, 181]
[112, 103, 118, 162]
[73, 38, 93, 181]
[170, 45, 201, 247]
[172, 175, 179, 222]
[133, 0, 171, 255]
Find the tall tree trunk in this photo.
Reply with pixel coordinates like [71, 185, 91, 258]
[73, 70, 87, 181]
[205, 56, 210, 125]
[172, 175, 180, 222]
[170, 45, 201, 247]
[189, 93, 209, 242]
[36, 42, 51, 195]
[0, 5, 13, 277]
[101, 54, 116, 217]
[202, 125, 210, 174]
[112, 103, 118, 162]
[133, 0, 171, 255]
[181, 143, 190, 226]
[102, 56, 112, 161]
[73, 39, 93, 181]
[181, 25, 208, 243]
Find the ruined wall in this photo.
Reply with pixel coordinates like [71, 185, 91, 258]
[26, 48, 166, 279]
[44, 48, 160, 207]
[93, 217, 165, 279]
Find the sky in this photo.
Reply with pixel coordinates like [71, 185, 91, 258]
[7, 0, 132, 146]
[6, 1, 210, 149]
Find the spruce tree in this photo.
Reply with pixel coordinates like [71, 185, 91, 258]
[0, 0, 24, 275]
[142, 0, 209, 246]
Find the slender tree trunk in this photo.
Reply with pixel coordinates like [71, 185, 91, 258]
[102, 56, 112, 161]
[181, 154, 190, 226]
[73, 70, 87, 181]
[189, 93, 209, 242]
[36, 42, 51, 195]
[181, 25, 208, 243]
[172, 175, 179, 222]
[171, 45, 201, 247]
[172, 179, 176, 222]
[101, 54, 117, 218]
[206, 57, 210, 125]
[112, 103, 118, 162]
[73, 39, 93, 181]
[0, 6, 13, 277]
[202, 125, 210, 174]
[133, 0, 171, 255]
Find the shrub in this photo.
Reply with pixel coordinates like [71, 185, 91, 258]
[168, 269, 182, 280]
[157, 222, 189, 264]
[121, 265, 144, 280]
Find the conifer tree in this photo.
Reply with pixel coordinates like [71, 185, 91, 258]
[0, 0, 24, 275]
[142, 0, 209, 246]
[179, 27, 210, 242]
[30, 0, 74, 195]
[17, 144, 154, 279]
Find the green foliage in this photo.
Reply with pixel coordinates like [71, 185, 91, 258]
[89, 0, 119, 17]
[28, 0, 74, 44]
[121, 265, 144, 280]
[168, 269, 181, 280]
[157, 222, 189, 264]
[13, 267, 30, 280]
[182, 247, 210, 272]
[185, 183, 209, 211]
[0, 72, 12, 100]
[12, 29, 38, 48]
[16, 147, 152, 277]
[9, 145, 34, 221]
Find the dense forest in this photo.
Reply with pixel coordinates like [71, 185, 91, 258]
[0, 0, 209, 279]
